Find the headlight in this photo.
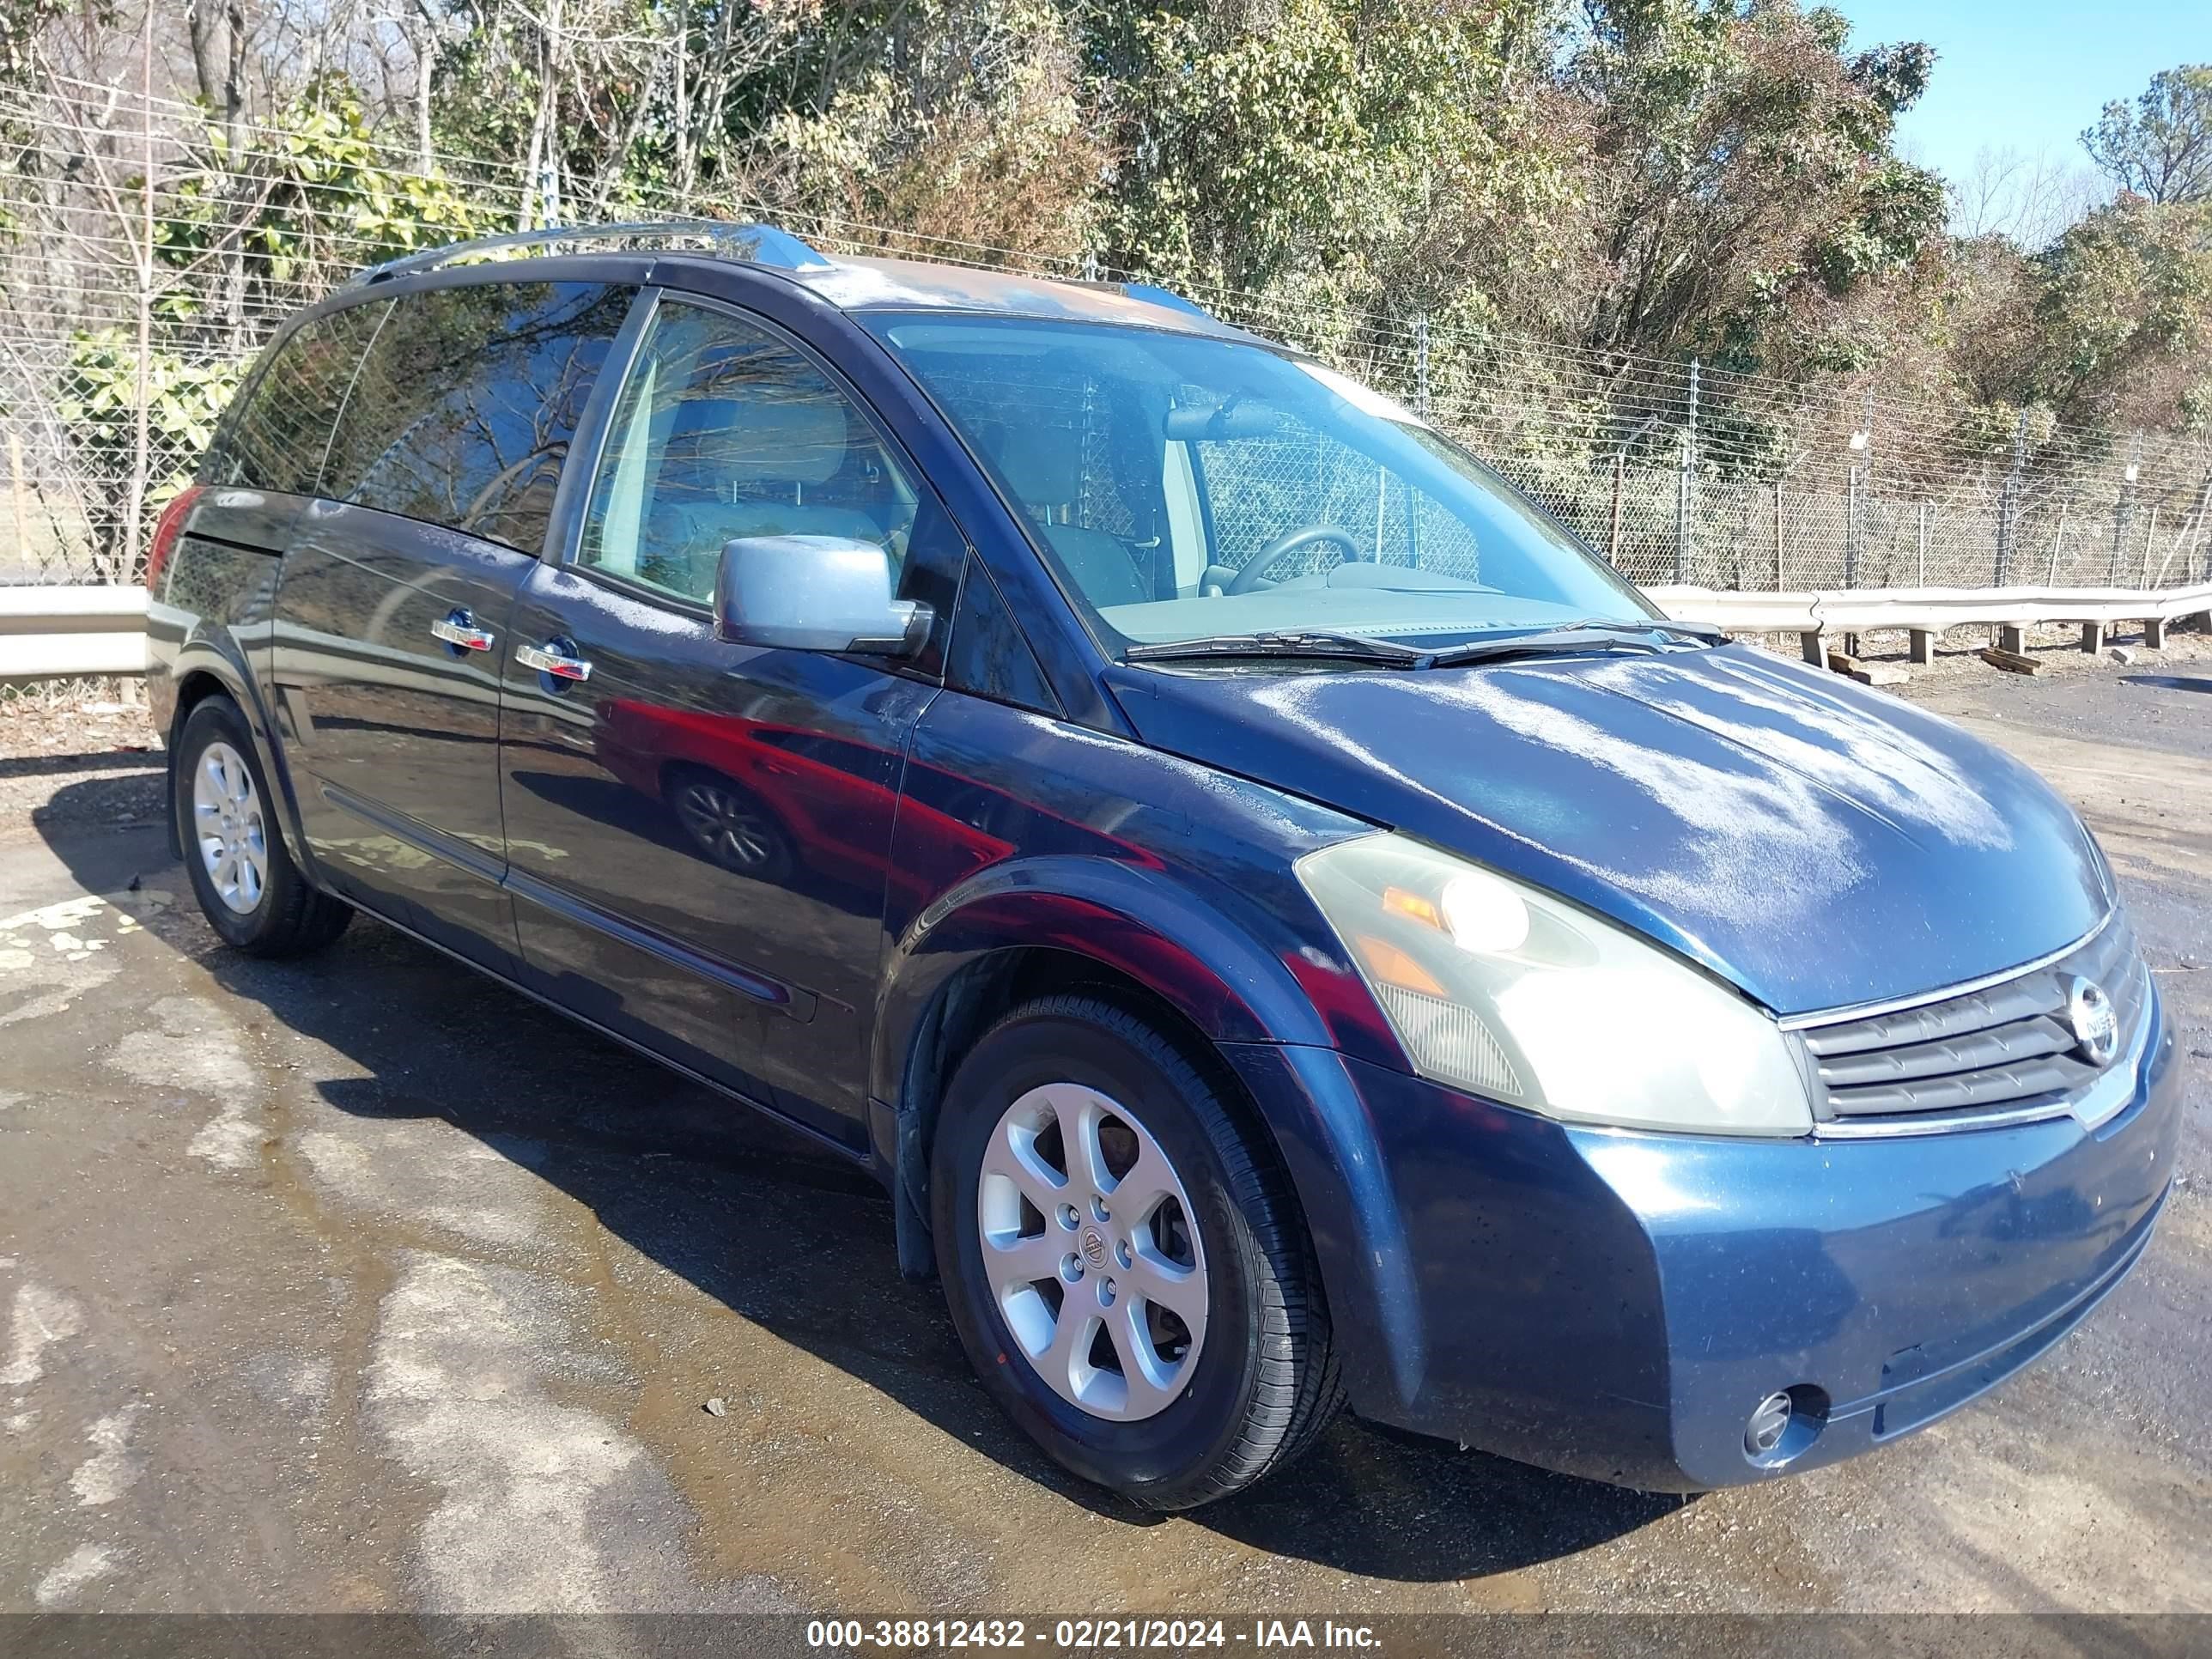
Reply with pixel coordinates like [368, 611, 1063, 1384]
[1296, 834, 1812, 1136]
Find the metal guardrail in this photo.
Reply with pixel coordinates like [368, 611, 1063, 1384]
[3, 580, 2209, 683]
[1647, 580, 2212, 635]
[0, 584, 149, 680]
[1648, 580, 2212, 665]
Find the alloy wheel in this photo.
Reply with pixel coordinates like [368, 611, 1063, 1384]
[976, 1083, 1207, 1421]
[191, 739, 268, 915]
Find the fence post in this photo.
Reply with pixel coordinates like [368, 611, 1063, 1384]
[1414, 315, 1430, 423]
[1844, 463, 1859, 588]
[1844, 391, 1872, 589]
[1674, 359, 1698, 583]
[1608, 452, 1625, 562]
[2200, 470, 2212, 583]
[2193, 471, 2212, 584]
[2111, 434, 2142, 586]
[2140, 505, 2159, 587]
[1081, 251, 1098, 283]
[105, 9, 161, 583]
[1994, 409, 2027, 586]
[1774, 477, 1785, 591]
[2045, 498, 2069, 585]
[1917, 501, 1929, 586]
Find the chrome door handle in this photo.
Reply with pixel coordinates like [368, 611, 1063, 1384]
[516, 640, 592, 682]
[430, 612, 495, 652]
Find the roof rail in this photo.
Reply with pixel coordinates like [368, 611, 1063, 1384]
[346, 220, 834, 288]
[1062, 276, 1224, 326]
[1115, 282, 1219, 323]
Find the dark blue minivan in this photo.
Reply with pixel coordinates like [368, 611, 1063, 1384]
[146, 224, 2182, 1510]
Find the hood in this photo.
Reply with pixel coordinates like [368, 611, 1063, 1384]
[1103, 643, 2110, 1017]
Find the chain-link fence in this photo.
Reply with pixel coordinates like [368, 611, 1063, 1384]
[3, 79, 2209, 592]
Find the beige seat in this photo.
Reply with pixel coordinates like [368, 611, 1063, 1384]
[987, 424, 1151, 609]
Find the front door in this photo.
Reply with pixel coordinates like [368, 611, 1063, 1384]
[496, 294, 962, 1146]
[273, 279, 633, 969]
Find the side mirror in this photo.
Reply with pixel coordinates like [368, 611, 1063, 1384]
[712, 535, 932, 656]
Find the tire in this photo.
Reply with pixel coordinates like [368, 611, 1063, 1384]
[173, 696, 351, 958]
[932, 994, 1343, 1510]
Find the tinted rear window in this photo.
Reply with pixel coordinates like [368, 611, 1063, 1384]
[319, 281, 631, 553]
[203, 301, 388, 495]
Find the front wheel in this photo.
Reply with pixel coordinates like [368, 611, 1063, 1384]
[173, 696, 350, 957]
[932, 995, 1342, 1510]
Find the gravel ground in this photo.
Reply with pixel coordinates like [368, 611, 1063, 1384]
[0, 684, 163, 836]
[1753, 617, 2212, 681]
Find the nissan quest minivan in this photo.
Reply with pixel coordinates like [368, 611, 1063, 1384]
[145, 222, 2181, 1510]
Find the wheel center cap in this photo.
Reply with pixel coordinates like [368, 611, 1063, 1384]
[1080, 1228, 1109, 1270]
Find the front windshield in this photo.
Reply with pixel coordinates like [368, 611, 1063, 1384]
[866, 314, 1659, 652]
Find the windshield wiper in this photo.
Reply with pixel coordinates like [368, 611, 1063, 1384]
[1125, 619, 1719, 669]
[1414, 619, 1722, 668]
[1124, 629, 1430, 665]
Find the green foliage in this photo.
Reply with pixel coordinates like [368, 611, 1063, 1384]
[1091, 0, 1565, 301]
[759, 0, 1103, 267]
[55, 328, 247, 499]
[2030, 198, 2212, 420]
[1948, 400, 2057, 459]
[157, 86, 480, 302]
[1573, 0, 1945, 375]
[0, 0, 103, 84]
[11, 0, 2209, 507]
[1812, 161, 1948, 294]
[2179, 376, 2212, 434]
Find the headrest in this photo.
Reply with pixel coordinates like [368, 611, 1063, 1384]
[663, 395, 849, 485]
[988, 422, 1079, 506]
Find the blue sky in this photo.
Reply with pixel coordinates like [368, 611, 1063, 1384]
[1835, 1, 2205, 185]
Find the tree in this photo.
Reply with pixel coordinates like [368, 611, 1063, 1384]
[156, 88, 481, 319]
[1949, 145, 2105, 249]
[1564, 1, 1943, 374]
[1089, 0, 1564, 308]
[2030, 196, 2212, 427]
[2081, 64, 2212, 204]
[55, 329, 246, 578]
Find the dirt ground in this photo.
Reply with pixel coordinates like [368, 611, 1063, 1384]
[0, 635, 2206, 1621]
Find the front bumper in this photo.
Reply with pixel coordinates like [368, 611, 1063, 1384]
[1224, 985, 2182, 1492]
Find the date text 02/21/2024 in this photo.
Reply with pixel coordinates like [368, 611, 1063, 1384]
[804, 1618, 1382, 1650]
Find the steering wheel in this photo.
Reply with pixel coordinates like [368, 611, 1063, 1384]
[1224, 524, 1364, 595]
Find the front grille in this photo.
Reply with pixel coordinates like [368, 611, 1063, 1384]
[1790, 915, 2148, 1133]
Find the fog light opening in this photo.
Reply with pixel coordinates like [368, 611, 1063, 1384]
[1744, 1384, 1829, 1468]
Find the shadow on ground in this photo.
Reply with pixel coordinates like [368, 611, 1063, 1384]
[34, 771, 1679, 1582]
[0, 746, 161, 779]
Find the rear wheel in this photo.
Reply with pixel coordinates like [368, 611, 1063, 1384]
[173, 697, 350, 957]
[933, 994, 1342, 1510]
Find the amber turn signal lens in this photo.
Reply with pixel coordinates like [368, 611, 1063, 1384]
[1352, 933, 1446, 996]
[1382, 885, 1442, 928]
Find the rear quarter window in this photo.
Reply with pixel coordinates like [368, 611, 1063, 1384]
[319, 281, 631, 554]
[202, 300, 389, 496]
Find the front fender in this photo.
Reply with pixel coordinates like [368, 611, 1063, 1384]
[873, 690, 1427, 1391]
[872, 851, 1426, 1415]
[872, 853, 1335, 1106]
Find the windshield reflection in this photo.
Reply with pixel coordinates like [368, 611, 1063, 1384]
[866, 314, 1660, 653]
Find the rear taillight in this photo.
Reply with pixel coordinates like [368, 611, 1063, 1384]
[144, 485, 204, 594]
